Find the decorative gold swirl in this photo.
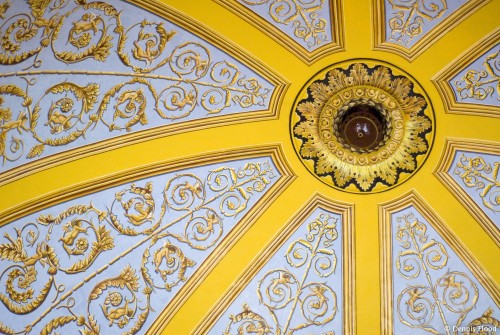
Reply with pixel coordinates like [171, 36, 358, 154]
[297, 283, 336, 327]
[240, 0, 328, 48]
[394, 213, 481, 335]
[225, 212, 340, 334]
[224, 304, 272, 335]
[108, 182, 159, 236]
[387, 0, 447, 46]
[0, 157, 277, 333]
[164, 174, 206, 211]
[0, 84, 31, 162]
[454, 50, 499, 101]
[454, 154, 500, 213]
[257, 270, 298, 309]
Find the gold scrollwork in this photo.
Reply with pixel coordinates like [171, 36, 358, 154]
[387, 0, 447, 46]
[0, 159, 277, 334]
[224, 212, 339, 334]
[0, 0, 273, 168]
[454, 154, 500, 213]
[241, 0, 328, 48]
[453, 50, 500, 101]
[395, 213, 480, 335]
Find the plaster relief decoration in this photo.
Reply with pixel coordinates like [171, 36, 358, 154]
[373, 0, 490, 61]
[380, 191, 500, 335]
[291, 60, 434, 193]
[433, 29, 499, 117]
[435, 138, 500, 246]
[0, 145, 294, 335]
[0, 0, 284, 185]
[215, 0, 344, 64]
[194, 194, 354, 334]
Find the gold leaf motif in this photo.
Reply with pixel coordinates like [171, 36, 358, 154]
[40, 316, 77, 335]
[0, 321, 15, 335]
[292, 61, 433, 192]
[26, 143, 44, 158]
[0, 243, 23, 262]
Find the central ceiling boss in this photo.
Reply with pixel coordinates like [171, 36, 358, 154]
[291, 59, 435, 193]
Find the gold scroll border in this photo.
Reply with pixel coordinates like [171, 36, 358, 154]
[192, 192, 356, 334]
[372, 0, 491, 62]
[379, 190, 500, 335]
[434, 138, 500, 247]
[0, 143, 296, 334]
[432, 28, 500, 117]
[213, 0, 345, 66]
[0, 0, 289, 187]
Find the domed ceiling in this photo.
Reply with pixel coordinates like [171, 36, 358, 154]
[0, 0, 498, 334]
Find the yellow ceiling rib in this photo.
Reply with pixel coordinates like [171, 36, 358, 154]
[0, 143, 294, 224]
[434, 138, 500, 247]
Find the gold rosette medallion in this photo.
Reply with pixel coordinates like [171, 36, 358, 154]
[291, 60, 434, 193]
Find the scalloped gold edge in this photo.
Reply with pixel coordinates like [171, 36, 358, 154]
[290, 58, 436, 193]
[434, 137, 500, 247]
[372, 0, 492, 62]
[191, 193, 356, 334]
[0, 0, 289, 187]
[214, 0, 345, 66]
[379, 190, 500, 335]
[432, 28, 500, 117]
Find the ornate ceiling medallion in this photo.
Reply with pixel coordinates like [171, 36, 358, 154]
[291, 60, 434, 193]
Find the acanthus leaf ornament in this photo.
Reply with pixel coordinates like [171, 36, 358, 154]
[291, 60, 434, 193]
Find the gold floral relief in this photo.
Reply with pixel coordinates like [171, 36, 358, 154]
[373, 0, 491, 61]
[215, 0, 344, 65]
[0, 0, 285, 185]
[453, 49, 499, 103]
[0, 145, 295, 335]
[291, 60, 434, 193]
[380, 191, 500, 335]
[433, 28, 500, 117]
[435, 138, 500, 247]
[194, 194, 355, 335]
[453, 155, 499, 214]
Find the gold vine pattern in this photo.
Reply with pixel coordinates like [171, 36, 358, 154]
[239, 0, 329, 49]
[453, 49, 500, 102]
[0, 0, 272, 165]
[223, 212, 339, 335]
[395, 213, 480, 335]
[0, 160, 277, 334]
[453, 154, 500, 214]
[387, 0, 448, 47]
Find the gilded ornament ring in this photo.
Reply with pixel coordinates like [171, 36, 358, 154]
[291, 60, 435, 193]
